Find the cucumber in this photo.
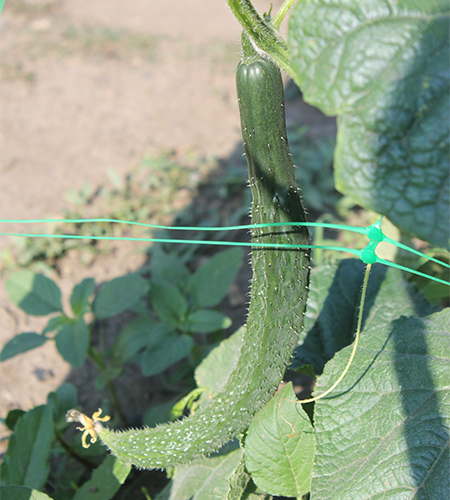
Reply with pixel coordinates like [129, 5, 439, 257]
[97, 41, 310, 470]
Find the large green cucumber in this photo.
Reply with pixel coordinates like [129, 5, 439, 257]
[97, 44, 310, 470]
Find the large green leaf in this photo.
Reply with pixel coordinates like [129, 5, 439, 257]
[292, 260, 434, 374]
[54, 317, 89, 368]
[0, 486, 54, 500]
[73, 455, 131, 500]
[288, 1, 450, 247]
[244, 383, 314, 498]
[195, 326, 245, 394]
[161, 442, 243, 500]
[311, 309, 450, 499]
[189, 248, 243, 308]
[92, 274, 150, 319]
[0, 405, 53, 489]
[6, 271, 63, 316]
[0, 332, 48, 362]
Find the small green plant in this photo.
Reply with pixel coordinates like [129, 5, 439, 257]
[0, 246, 243, 495]
[1, 246, 242, 393]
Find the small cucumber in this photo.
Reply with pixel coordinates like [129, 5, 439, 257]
[97, 41, 310, 470]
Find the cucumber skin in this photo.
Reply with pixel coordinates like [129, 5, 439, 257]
[236, 55, 310, 401]
[99, 57, 310, 469]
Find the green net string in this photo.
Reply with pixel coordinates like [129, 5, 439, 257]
[0, 217, 449, 286]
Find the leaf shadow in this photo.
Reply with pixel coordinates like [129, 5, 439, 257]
[292, 259, 388, 376]
[393, 304, 449, 492]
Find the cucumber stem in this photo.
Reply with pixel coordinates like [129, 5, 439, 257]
[226, 0, 292, 74]
[272, 0, 296, 28]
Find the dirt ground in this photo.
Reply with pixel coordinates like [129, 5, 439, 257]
[0, 0, 334, 456]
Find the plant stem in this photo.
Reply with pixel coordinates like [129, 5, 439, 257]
[88, 322, 128, 425]
[56, 431, 97, 469]
[106, 379, 128, 425]
[88, 345, 128, 426]
[225, 0, 293, 76]
[272, 0, 296, 28]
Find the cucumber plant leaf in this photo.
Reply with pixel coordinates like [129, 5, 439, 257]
[6, 271, 63, 316]
[311, 309, 450, 499]
[288, 0, 450, 247]
[244, 383, 314, 498]
[195, 326, 245, 394]
[292, 260, 435, 374]
[0, 405, 53, 489]
[160, 442, 243, 500]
